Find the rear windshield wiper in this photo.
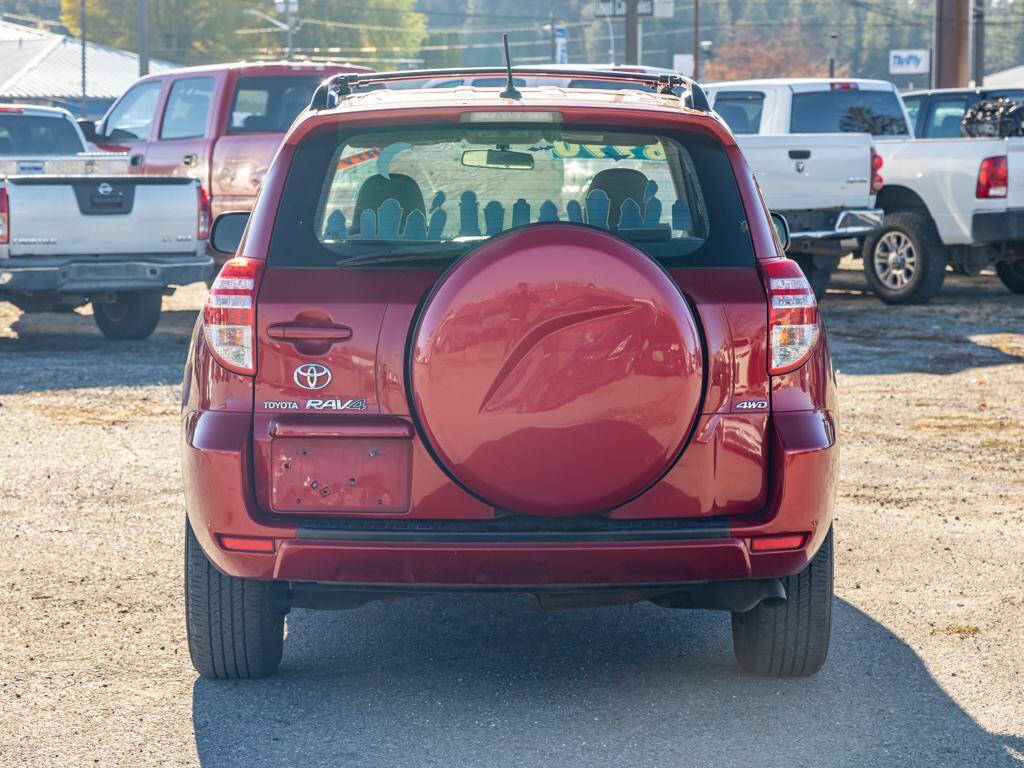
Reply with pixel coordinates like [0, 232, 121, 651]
[334, 240, 474, 268]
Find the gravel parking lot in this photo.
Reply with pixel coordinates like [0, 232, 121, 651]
[1, 261, 1023, 767]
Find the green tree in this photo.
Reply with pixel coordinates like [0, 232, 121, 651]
[60, 0, 426, 68]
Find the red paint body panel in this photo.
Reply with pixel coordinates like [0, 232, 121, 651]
[181, 89, 838, 589]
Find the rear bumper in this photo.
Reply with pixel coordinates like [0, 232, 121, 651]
[783, 208, 883, 242]
[0, 253, 213, 295]
[972, 208, 1024, 244]
[182, 409, 837, 589]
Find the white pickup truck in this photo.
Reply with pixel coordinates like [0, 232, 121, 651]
[704, 87, 883, 297]
[706, 78, 1024, 304]
[0, 105, 213, 339]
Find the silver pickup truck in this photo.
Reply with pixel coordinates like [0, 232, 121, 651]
[0, 105, 212, 339]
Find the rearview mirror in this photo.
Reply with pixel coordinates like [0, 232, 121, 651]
[210, 211, 250, 255]
[461, 148, 534, 170]
[769, 211, 791, 251]
[77, 119, 98, 142]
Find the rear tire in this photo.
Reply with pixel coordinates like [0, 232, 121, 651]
[184, 519, 285, 679]
[996, 260, 1024, 294]
[792, 254, 832, 300]
[862, 211, 946, 304]
[92, 290, 162, 340]
[731, 527, 833, 677]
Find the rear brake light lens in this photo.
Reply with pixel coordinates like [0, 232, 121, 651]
[976, 156, 1007, 198]
[203, 257, 264, 374]
[830, 81, 859, 90]
[196, 185, 211, 240]
[0, 187, 8, 244]
[750, 533, 807, 552]
[870, 148, 884, 195]
[760, 258, 819, 375]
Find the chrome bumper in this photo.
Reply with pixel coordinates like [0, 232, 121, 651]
[790, 209, 884, 241]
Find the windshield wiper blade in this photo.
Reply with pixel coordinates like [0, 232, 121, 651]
[335, 241, 469, 267]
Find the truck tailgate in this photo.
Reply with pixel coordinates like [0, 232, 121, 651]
[736, 133, 873, 210]
[3, 176, 200, 257]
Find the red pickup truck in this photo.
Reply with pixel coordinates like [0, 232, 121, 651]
[182, 67, 838, 681]
[83, 61, 371, 264]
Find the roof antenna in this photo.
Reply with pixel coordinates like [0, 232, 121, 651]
[499, 33, 522, 100]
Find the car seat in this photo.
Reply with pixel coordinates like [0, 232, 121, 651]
[585, 168, 649, 230]
[352, 174, 426, 236]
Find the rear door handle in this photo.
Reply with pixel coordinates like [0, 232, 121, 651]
[182, 153, 198, 167]
[788, 149, 811, 160]
[129, 153, 144, 167]
[267, 324, 353, 342]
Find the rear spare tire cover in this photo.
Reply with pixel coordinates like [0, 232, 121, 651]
[410, 224, 704, 515]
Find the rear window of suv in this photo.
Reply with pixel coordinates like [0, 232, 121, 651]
[269, 123, 755, 269]
[790, 88, 909, 135]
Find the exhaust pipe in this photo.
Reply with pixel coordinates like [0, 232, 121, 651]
[653, 578, 788, 612]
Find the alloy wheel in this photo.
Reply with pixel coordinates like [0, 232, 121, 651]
[873, 231, 918, 290]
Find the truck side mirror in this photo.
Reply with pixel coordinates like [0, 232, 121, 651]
[769, 211, 791, 252]
[78, 119, 98, 142]
[210, 211, 250, 255]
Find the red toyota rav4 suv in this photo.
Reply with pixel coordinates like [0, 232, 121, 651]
[181, 68, 838, 680]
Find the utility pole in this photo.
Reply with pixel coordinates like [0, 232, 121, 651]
[625, 0, 638, 65]
[138, 0, 150, 76]
[549, 5, 556, 63]
[286, 0, 294, 60]
[934, 0, 969, 87]
[80, 0, 87, 116]
[972, 0, 984, 86]
[693, 0, 701, 81]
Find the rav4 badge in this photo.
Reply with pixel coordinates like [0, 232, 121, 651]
[305, 398, 368, 411]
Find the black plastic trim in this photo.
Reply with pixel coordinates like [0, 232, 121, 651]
[296, 514, 730, 542]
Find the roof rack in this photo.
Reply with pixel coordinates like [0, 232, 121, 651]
[309, 66, 711, 112]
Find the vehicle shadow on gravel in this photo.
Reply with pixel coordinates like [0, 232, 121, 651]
[192, 597, 1023, 768]
[0, 307, 197, 393]
[821, 269, 1024, 377]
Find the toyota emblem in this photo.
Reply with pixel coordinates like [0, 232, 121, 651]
[97, 182, 113, 196]
[294, 363, 332, 390]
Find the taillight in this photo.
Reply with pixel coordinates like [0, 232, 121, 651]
[870, 148, 884, 195]
[203, 257, 264, 374]
[0, 187, 8, 244]
[830, 81, 859, 90]
[761, 258, 819, 375]
[977, 156, 1007, 198]
[196, 185, 211, 240]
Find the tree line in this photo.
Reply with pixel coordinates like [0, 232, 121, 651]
[3, 0, 1018, 84]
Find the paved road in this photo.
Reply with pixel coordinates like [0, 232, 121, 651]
[2, 264, 1023, 767]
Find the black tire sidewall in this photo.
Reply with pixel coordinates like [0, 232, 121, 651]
[996, 260, 1024, 294]
[862, 212, 946, 304]
[92, 290, 162, 340]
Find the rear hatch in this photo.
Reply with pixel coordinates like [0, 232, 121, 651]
[250, 116, 770, 521]
[2, 177, 199, 257]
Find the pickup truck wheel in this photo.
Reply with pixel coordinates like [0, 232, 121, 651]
[792, 255, 831, 300]
[862, 212, 946, 304]
[92, 290, 162, 340]
[731, 527, 833, 677]
[996, 260, 1024, 294]
[184, 519, 285, 679]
